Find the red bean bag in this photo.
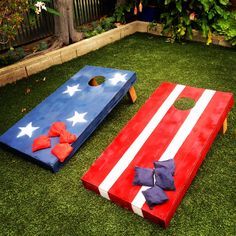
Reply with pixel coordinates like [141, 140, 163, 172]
[59, 130, 77, 144]
[51, 143, 73, 162]
[32, 135, 51, 152]
[48, 122, 66, 137]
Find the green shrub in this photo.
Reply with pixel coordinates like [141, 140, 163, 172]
[81, 17, 115, 39]
[38, 41, 48, 51]
[0, 47, 26, 66]
[113, 4, 131, 23]
[0, 0, 29, 46]
[213, 11, 236, 45]
[159, 0, 236, 45]
[0, 1, 58, 47]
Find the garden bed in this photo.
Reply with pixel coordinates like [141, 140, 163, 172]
[0, 21, 231, 87]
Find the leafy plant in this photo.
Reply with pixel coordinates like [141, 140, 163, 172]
[0, 47, 26, 66]
[0, 1, 58, 47]
[213, 11, 236, 45]
[113, 4, 132, 23]
[156, 0, 235, 45]
[16, 47, 26, 58]
[79, 17, 116, 39]
[30, 0, 60, 16]
[38, 41, 48, 51]
[0, 0, 29, 46]
[101, 16, 116, 30]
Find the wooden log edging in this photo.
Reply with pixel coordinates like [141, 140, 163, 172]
[0, 21, 231, 87]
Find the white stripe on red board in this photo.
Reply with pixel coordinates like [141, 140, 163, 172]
[98, 84, 186, 199]
[131, 89, 215, 217]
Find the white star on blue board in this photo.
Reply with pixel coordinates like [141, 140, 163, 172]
[108, 73, 127, 86]
[17, 122, 39, 138]
[63, 84, 81, 97]
[67, 111, 88, 127]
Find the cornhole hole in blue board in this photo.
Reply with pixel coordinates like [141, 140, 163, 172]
[0, 66, 137, 172]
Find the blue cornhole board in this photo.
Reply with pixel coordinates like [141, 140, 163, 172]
[0, 66, 137, 172]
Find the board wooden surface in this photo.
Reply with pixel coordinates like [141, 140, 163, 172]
[82, 82, 234, 227]
[0, 66, 137, 172]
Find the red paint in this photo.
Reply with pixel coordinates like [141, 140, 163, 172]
[51, 143, 73, 162]
[59, 130, 77, 144]
[32, 135, 51, 152]
[83, 83, 176, 188]
[81, 82, 234, 227]
[48, 122, 66, 137]
[108, 85, 204, 207]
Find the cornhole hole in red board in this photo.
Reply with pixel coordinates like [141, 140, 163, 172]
[81, 82, 234, 227]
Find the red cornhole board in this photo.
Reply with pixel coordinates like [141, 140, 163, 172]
[81, 82, 234, 227]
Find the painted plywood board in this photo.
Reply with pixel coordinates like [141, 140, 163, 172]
[0, 66, 137, 172]
[82, 82, 234, 227]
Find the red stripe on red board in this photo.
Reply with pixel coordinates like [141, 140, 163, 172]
[142, 91, 233, 227]
[82, 82, 177, 190]
[82, 82, 234, 227]
[107, 86, 204, 210]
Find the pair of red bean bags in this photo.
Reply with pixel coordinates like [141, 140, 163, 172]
[32, 122, 76, 162]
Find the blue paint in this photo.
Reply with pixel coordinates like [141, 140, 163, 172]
[0, 66, 137, 172]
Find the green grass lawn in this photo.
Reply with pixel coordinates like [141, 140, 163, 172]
[0, 33, 235, 235]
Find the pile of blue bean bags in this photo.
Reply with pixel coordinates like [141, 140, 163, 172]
[133, 159, 175, 209]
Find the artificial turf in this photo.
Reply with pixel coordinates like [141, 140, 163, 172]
[0, 33, 235, 235]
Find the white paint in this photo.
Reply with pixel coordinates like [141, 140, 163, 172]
[131, 89, 215, 216]
[108, 73, 127, 86]
[67, 111, 87, 127]
[98, 84, 185, 200]
[131, 186, 149, 217]
[63, 84, 81, 96]
[17, 122, 39, 138]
